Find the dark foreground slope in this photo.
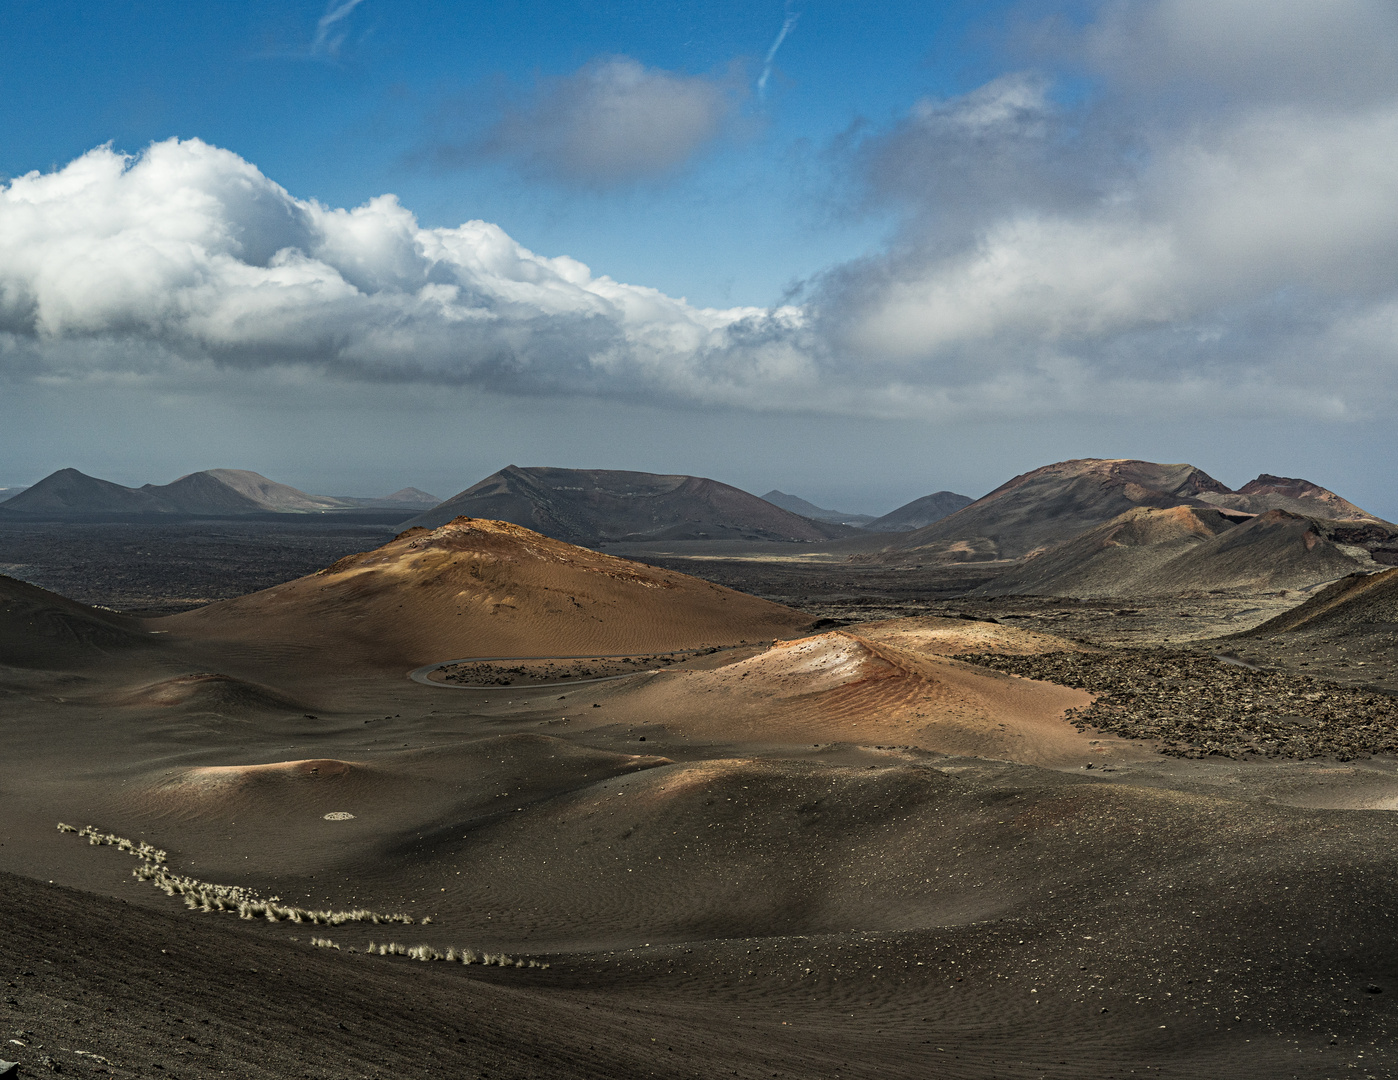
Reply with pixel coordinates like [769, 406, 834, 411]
[404, 466, 856, 543]
[1247, 566, 1398, 636]
[1229, 566, 1398, 675]
[0, 573, 155, 666]
[7, 753, 1398, 1080]
[7, 540, 1398, 1078]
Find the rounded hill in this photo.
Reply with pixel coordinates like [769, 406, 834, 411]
[159, 517, 817, 667]
[403, 466, 857, 544]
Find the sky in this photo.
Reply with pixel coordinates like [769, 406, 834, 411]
[2, 0, 1397, 517]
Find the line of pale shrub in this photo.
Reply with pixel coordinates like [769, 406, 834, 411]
[60, 823, 416, 925]
[317, 937, 547, 968]
[60, 823, 550, 971]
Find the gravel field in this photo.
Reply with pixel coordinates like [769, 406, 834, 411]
[962, 650, 1398, 761]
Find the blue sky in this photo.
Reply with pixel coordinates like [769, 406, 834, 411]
[2, 0, 1015, 306]
[3, 1, 1397, 516]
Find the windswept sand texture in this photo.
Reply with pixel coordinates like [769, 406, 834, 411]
[590, 630, 1124, 766]
[4, 523, 1398, 1078]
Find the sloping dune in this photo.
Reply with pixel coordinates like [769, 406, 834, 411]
[159, 518, 815, 668]
[140, 758, 392, 820]
[604, 630, 1129, 766]
[108, 672, 307, 714]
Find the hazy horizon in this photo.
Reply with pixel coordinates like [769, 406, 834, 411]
[4, 438, 1394, 523]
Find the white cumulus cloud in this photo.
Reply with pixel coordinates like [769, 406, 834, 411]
[8, 0, 1398, 428]
[0, 138, 804, 403]
[805, 0, 1398, 420]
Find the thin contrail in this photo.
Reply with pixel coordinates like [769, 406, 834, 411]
[757, 4, 800, 99]
[312, 0, 369, 55]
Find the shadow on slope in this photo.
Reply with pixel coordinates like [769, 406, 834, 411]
[0, 574, 156, 668]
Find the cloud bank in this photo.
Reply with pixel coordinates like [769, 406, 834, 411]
[0, 138, 803, 405]
[6, 0, 1398, 424]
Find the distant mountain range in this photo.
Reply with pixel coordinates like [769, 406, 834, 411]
[6, 457, 1392, 601]
[404, 466, 859, 544]
[877, 459, 1390, 563]
[759, 489, 975, 531]
[970, 505, 1389, 598]
[864, 491, 975, 532]
[760, 490, 877, 526]
[862, 458, 1397, 597]
[0, 468, 440, 517]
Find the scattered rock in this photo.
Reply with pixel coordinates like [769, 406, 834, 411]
[962, 650, 1398, 759]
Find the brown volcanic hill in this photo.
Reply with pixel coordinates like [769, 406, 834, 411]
[159, 517, 817, 668]
[972, 507, 1378, 598]
[197, 468, 353, 512]
[1128, 509, 1379, 595]
[403, 466, 856, 544]
[1243, 566, 1398, 636]
[864, 490, 974, 532]
[760, 490, 875, 526]
[0, 574, 155, 667]
[1198, 473, 1384, 521]
[376, 486, 440, 505]
[877, 458, 1235, 562]
[970, 505, 1240, 598]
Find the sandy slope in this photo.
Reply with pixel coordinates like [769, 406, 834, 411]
[0, 572, 155, 667]
[582, 630, 1129, 766]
